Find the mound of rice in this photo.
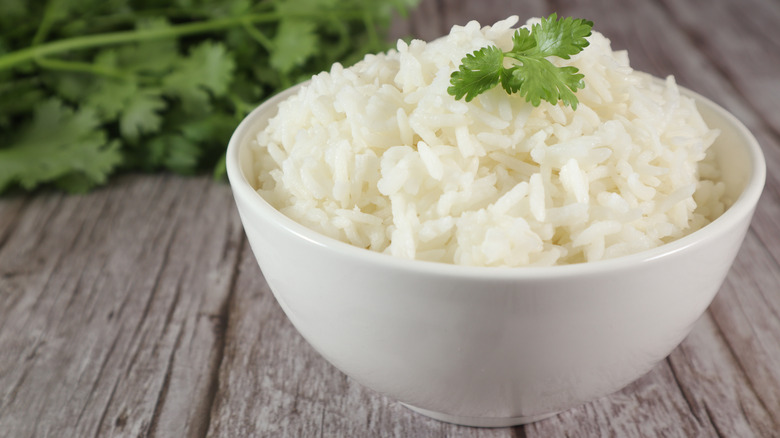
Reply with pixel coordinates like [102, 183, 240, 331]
[249, 16, 728, 266]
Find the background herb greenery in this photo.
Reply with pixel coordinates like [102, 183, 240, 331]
[0, 0, 418, 193]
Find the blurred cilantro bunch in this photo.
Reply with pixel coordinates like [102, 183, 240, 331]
[0, 0, 418, 193]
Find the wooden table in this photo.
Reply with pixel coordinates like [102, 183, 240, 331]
[2, 0, 779, 436]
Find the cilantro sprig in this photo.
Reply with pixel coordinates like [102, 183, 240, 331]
[448, 14, 593, 109]
[0, 0, 419, 194]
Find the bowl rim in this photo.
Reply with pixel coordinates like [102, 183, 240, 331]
[226, 80, 766, 280]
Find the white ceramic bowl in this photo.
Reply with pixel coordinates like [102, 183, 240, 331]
[226, 84, 765, 427]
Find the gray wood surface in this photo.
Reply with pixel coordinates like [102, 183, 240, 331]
[1, 0, 779, 436]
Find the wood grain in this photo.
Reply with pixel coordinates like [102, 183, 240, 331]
[0, 177, 244, 437]
[1, 0, 779, 437]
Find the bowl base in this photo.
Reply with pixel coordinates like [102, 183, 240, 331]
[401, 403, 560, 427]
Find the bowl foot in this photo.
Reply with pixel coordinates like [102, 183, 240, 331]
[401, 403, 560, 427]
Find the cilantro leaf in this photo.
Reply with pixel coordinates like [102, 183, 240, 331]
[120, 89, 166, 141]
[530, 13, 594, 59]
[146, 135, 202, 175]
[163, 41, 236, 108]
[270, 19, 319, 76]
[510, 27, 536, 54]
[447, 45, 504, 101]
[82, 78, 166, 142]
[114, 19, 180, 75]
[511, 61, 584, 109]
[83, 78, 136, 120]
[0, 99, 121, 192]
[449, 13, 593, 109]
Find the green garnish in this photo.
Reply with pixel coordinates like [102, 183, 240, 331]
[0, 0, 419, 194]
[447, 13, 593, 109]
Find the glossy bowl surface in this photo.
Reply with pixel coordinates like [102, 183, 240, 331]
[226, 83, 765, 427]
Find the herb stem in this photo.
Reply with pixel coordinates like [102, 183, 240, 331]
[240, 20, 274, 52]
[31, 0, 60, 46]
[363, 11, 380, 50]
[0, 9, 363, 72]
[35, 57, 131, 79]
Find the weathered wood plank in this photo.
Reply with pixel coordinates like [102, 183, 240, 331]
[0, 195, 26, 251]
[525, 363, 715, 437]
[0, 176, 244, 438]
[0, 0, 778, 437]
[708, 231, 780, 424]
[659, 0, 780, 136]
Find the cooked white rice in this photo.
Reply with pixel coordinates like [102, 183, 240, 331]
[249, 16, 728, 266]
